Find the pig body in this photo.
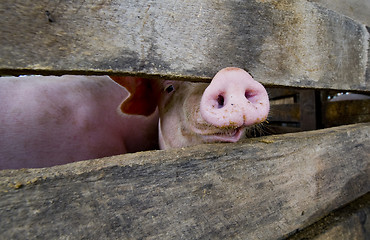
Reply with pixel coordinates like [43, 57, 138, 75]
[1, 68, 269, 169]
[0, 75, 158, 169]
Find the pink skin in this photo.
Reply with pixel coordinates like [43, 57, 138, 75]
[157, 67, 270, 149]
[0, 68, 269, 169]
[0, 75, 158, 169]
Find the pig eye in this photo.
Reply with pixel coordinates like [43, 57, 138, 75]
[165, 85, 174, 93]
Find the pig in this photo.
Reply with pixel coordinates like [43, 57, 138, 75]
[111, 67, 270, 150]
[0, 67, 269, 169]
[0, 75, 159, 169]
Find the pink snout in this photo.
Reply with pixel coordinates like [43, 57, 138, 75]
[200, 67, 269, 128]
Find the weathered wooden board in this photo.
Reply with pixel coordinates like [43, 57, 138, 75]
[0, 0, 369, 91]
[267, 125, 303, 135]
[299, 90, 319, 130]
[288, 193, 370, 240]
[310, 0, 370, 26]
[268, 89, 318, 131]
[323, 99, 370, 128]
[268, 88, 299, 101]
[0, 123, 369, 239]
[269, 103, 300, 123]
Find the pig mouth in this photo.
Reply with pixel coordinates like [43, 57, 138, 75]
[185, 104, 245, 143]
[203, 127, 244, 143]
[187, 122, 245, 143]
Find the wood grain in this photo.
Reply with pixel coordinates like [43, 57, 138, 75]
[323, 99, 370, 128]
[0, 0, 369, 91]
[288, 193, 370, 240]
[0, 123, 369, 239]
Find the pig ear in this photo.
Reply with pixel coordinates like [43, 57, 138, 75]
[109, 76, 160, 116]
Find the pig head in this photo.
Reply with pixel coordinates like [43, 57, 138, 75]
[111, 67, 270, 149]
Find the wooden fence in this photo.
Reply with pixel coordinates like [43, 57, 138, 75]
[0, 0, 369, 239]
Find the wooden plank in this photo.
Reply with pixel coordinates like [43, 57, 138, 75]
[288, 193, 370, 240]
[269, 103, 300, 122]
[266, 125, 302, 135]
[268, 88, 299, 100]
[300, 90, 319, 131]
[323, 99, 370, 128]
[0, 0, 369, 91]
[0, 123, 369, 239]
[309, 0, 370, 26]
[269, 89, 319, 131]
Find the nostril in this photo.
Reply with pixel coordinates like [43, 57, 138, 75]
[217, 95, 224, 108]
[245, 91, 256, 102]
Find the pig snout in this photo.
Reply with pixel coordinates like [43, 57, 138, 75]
[200, 67, 269, 128]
